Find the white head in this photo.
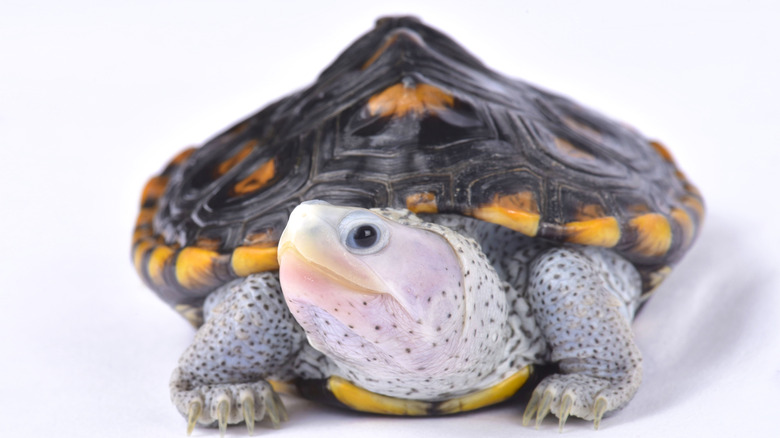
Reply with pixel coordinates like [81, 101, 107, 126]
[277, 201, 508, 396]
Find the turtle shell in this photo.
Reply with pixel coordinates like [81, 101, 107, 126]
[133, 16, 703, 325]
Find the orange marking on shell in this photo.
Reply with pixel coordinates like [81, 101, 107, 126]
[554, 137, 595, 160]
[231, 246, 280, 277]
[646, 266, 672, 293]
[135, 207, 156, 228]
[225, 121, 250, 137]
[214, 140, 257, 177]
[141, 176, 169, 205]
[195, 237, 222, 251]
[629, 213, 673, 257]
[472, 192, 540, 237]
[170, 147, 196, 165]
[563, 216, 621, 247]
[132, 228, 153, 245]
[562, 116, 603, 142]
[575, 204, 607, 220]
[680, 195, 705, 221]
[243, 231, 276, 246]
[133, 239, 155, 275]
[147, 245, 175, 286]
[362, 34, 401, 70]
[232, 159, 276, 196]
[626, 204, 652, 215]
[175, 247, 222, 290]
[650, 141, 676, 163]
[683, 180, 702, 197]
[670, 207, 695, 247]
[405, 192, 438, 214]
[368, 83, 454, 118]
[675, 170, 703, 197]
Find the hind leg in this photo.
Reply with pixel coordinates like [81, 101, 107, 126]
[522, 246, 643, 430]
[170, 272, 306, 435]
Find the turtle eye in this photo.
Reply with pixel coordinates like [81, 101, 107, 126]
[348, 225, 379, 248]
[339, 211, 390, 255]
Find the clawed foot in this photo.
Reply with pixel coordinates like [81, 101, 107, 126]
[171, 372, 287, 436]
[522, 374, 631, 432]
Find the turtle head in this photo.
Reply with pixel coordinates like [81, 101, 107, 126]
[278, 201, 507, 384]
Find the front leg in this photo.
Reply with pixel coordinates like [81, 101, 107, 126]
[170, 272, 306, 435]
[523, 247, 643, 430]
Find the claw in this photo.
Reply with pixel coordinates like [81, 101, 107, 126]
[593, 397, 608, 430]
[271, 390, 289, 423]
[217, 399, 229, 437]
[558, 393, 573, 433]
[535, 390, 553, 429]
[242, 394, 255, 435]
[187, 400, 202, 436]
[264, 393, 281, 429]
[522, 390, 541, 427]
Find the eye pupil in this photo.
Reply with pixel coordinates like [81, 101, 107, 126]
[352, 225, 378, 248]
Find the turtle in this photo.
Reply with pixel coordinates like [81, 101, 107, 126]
[132, 16, 703, 435]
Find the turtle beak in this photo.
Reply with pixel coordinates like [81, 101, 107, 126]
[278, 201, 389, 294]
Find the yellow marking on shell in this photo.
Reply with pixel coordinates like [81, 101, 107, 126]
[232, 159, 276, 196]
[215, 140, 257, 177]
[472, 192, 540, 237]
[175, 247, 222, 290]
[328, 366, 531, 415]
[629, 213, 673, 257]
[649, 141, 676, 163]
[405, 192, 438, 214]
[554, 137, 595, 160]
[174, 304, 203, 328]
[437, 366, 531, 414]
[133, 239, 155, 275]
[328, 376, 430, 415]
[231, 246, 280, 277]
[368, 83, 454, 118]
[140, 175, 169, 204]
[147, 245, 175, 286]
[670, 207, 695, 247]
[563, 217, 621, 247]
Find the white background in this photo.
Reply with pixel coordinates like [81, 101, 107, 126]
[1, 1, 778, 437]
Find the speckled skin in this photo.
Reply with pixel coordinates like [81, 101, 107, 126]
[280, 206, 547, 400]
[170, 274, 305, 427]
[170, 207, 642, 428]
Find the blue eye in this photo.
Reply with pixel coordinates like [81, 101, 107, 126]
[348, 225, 379, 249]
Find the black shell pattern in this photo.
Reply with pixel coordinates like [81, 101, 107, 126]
[133, 17, 703, 316]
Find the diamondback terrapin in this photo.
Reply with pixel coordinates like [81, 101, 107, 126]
[132, 16, 703, 435]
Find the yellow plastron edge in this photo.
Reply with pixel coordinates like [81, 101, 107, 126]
[328, 365, 532, 416]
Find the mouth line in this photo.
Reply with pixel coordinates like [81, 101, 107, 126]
[280, 245, 386, 296]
